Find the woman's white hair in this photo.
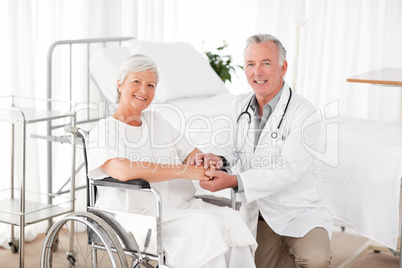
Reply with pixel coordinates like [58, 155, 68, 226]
[244, 34, 287, 67]
[116, 54, 159, 103]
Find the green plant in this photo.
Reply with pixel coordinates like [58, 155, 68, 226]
[205, 42, 242, 83]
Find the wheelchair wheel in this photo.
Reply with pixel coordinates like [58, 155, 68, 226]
[41, 211, 128, 268]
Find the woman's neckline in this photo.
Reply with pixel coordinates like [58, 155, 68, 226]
[110, 114, 143, 127]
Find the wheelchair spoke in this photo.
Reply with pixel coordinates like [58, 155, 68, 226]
[41, 214, 128, 268]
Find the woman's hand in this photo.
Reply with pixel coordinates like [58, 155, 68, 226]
[182, 164, 210, 181]
[193, 153, 224, 170]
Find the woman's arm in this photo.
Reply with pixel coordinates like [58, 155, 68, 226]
[101, 158, 209, 183]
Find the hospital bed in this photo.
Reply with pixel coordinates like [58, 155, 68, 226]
[43, 37, 402, 266]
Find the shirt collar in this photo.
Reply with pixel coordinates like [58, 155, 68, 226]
[250, 84, 284, 116]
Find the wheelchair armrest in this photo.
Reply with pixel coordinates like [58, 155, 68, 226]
[194, 195, 233, 207]
[92, 176, 151, 190]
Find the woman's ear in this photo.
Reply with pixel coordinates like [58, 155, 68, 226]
[117, 80, 122, 93]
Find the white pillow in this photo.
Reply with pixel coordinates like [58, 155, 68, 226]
[127, 40, 228, 103]
[89, 46, 131, 103]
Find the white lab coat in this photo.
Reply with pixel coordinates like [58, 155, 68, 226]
[215, 82, 333, 239]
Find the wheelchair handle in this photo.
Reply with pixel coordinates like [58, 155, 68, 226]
[65, 125, 80, 135]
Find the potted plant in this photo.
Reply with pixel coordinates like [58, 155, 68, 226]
[205, 42, 242, 83]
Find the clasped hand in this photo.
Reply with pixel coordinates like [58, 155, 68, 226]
[188, 153, 238, 192]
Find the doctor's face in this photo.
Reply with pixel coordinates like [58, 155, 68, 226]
[244, 41, 287, 105]
[117, 71, 156, 114]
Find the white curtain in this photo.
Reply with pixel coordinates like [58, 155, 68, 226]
[297, 0, 402, 122]
[0, 0, 401, 248]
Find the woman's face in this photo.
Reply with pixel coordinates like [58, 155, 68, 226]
[117, 71, 157, 114]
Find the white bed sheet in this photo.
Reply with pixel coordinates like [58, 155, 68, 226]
[148, 93, 237, 200]
[149, 93, 235, 130]
[315, 116, 402, 250]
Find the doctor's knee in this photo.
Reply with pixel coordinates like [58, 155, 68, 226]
[294, 248, 332, 268]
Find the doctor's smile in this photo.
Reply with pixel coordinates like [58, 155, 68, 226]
[255, 80, 267, 84]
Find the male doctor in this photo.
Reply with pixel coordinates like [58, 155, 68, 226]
[195, 34, 333, 268]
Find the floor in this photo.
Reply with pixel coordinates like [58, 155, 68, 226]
[330, 230, 399, 267]
[0, 228, 400, 268]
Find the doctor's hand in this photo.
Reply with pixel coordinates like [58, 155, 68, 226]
[191, 153, 224, 170]
[199, 170, 238, 192]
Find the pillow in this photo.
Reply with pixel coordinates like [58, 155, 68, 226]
[89, 46, 131, 103]
[127, 40, 228, 103]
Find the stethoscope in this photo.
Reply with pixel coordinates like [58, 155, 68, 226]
[234, 87, 292, 153]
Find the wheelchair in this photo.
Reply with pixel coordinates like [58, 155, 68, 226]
[41, 126, 168, 268]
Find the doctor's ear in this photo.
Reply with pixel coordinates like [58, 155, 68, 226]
[281, 61, 288, 76]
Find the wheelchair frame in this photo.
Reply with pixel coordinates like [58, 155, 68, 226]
[41, 126, 169, 268]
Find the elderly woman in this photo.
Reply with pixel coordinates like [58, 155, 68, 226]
[87, 54, 256, 268]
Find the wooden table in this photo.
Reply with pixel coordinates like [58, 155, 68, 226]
[347, 68, 402, 86]
[347, 67, 402, 120]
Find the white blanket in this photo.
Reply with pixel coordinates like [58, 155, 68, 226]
[315, 116, 402, 250]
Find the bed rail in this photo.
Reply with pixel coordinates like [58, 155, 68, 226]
[46, 36, 133, 123]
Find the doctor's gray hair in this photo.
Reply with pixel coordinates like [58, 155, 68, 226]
[244, 34, 287, 67]
[116, 54, 159, 103]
